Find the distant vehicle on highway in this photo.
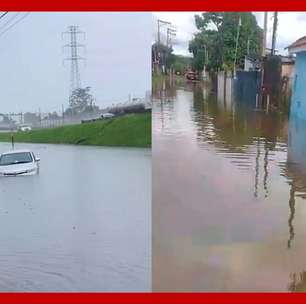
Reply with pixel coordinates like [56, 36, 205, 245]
[19, 124, 32, 132]
[0, 149, 40, 176]
[101, 113, 115, 119]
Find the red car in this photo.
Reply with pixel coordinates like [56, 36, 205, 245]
[185, 71, 198, 81]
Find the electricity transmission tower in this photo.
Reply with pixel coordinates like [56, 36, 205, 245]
[62, 25, 85, 106]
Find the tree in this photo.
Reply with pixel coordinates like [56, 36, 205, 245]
[189, 12, 262, 72]
[152, 42, 174, 74]
[48, 112, 59, 119]
[172, 55, 192, 74]
[66, 86, 96, 116]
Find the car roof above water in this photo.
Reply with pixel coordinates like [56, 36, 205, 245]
[1, 149, 32, 156]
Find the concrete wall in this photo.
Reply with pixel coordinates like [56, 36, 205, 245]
[217, 71, 233, 109]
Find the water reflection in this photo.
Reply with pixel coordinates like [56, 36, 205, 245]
[288, 185, 295, 249]
[153, 79, 306, 291]
[289, 272, 306, 291]
[284, 119, 306, 249]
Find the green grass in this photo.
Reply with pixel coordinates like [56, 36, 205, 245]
[0, 113, 151, 148]
[152, 72, 165, 87]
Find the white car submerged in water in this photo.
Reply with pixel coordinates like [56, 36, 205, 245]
[0, 150, 40, 176]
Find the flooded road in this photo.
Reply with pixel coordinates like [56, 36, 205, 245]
[0, 143, 151, 291]
[153, 79, 306, 291]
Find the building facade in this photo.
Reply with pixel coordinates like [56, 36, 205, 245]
[288, 36, 306, 120]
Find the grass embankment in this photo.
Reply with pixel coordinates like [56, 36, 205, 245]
[0, 113, 151, 148]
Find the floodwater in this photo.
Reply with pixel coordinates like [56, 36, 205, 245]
[153, 79, 306, 291]
[0, 143, 151, 291]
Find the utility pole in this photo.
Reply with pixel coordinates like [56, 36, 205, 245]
[62, 104, 64, 125]
[157, 19, 171, 45]
[233, 16, 242, 78]
[62, 25, 85, 108]
[157, 19, 171, 74]
[262, 12, 268, 56]
[271, 12, 278, 55]
[247, 39, 250, 55]
[166, 27, 176, 76]
[203, 45, 207, 79]
[166, 28, 169, 47]
[39, 108, 41, 128]
[157, 20, 160, 45]
[166, 27, 176, 48]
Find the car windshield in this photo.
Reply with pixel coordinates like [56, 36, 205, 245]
[0, 152, 33, 166]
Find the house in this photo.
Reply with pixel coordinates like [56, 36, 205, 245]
[281, 55, 295, 79]
[287, 36, 306, 120]
[244, 55, 260, 71]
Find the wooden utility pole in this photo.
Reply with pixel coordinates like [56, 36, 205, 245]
[62, 104, 64, 125]
[203, 45, 207, 79]
[157, 20, 160, 45]
[166, 28, 170, 48]
[157, 19, 171, 75]
[247, 39, 250, 55]
[233, 16, 242, 77]
[271, 12, 278, 55]
[166, 27, 176, 48]
[157, 19, 171, 45]
[262, 12, 268, 56]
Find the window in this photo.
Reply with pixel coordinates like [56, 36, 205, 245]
[0, 152, 33, 166]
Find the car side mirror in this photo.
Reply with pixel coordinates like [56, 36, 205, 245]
[35, 157, 40, 162]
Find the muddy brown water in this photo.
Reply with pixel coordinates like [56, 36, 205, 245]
[153, 80, 306, 291]
[0, 143, 151, 291]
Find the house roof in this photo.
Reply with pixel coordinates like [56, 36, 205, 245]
[280, 55, 295, 64]
[286, 36, 306, 53]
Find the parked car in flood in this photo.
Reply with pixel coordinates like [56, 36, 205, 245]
[101, 113, 115, 119]
[185, 70, 199, 81]
[0, 150, 40, 176]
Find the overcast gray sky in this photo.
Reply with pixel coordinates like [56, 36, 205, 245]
[0, 12, 151, 113]
[153, 12, 306, 56]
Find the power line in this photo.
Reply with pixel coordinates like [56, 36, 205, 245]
[0, 12, 30, 38]
[0, 13, 21, 33]
[0, 12, 8, 20]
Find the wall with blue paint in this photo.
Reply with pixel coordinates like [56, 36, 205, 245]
[288, 118, 306, 166]
[291, 52, 306, 120]
[286, 117, 306, 194]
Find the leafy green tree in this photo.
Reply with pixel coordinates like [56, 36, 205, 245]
[189, 12, 262, 72]
[171, 55, 192, 74]
[192, 48, 206, 71]
[66, 86, 98, 116]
